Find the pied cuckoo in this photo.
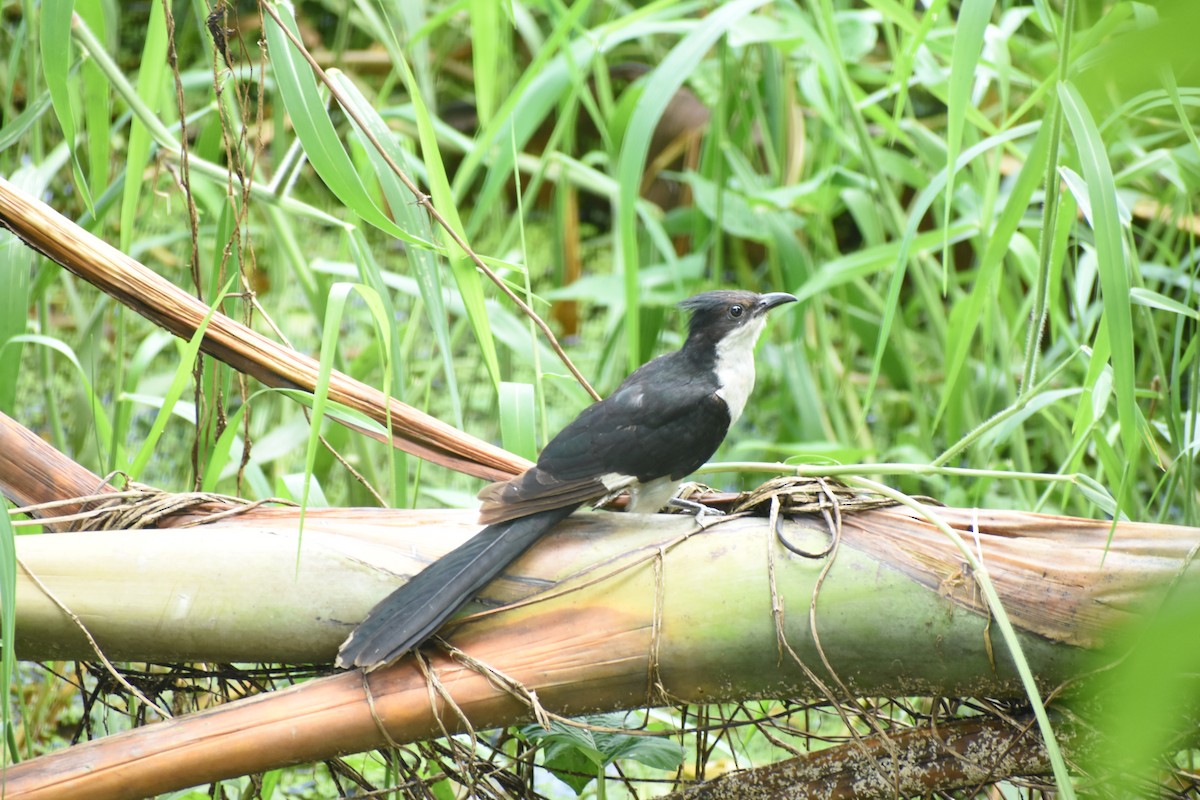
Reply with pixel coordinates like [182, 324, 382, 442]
[337, 289, 796, 670]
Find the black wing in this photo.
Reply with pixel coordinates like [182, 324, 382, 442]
[479, 351, 730, 522]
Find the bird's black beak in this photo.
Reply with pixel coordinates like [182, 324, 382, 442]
[754, 292, 798, 316]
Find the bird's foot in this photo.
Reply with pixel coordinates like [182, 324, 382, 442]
[668, 496, 725, 522]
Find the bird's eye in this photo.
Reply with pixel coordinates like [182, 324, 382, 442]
[729, 304, 744, 318]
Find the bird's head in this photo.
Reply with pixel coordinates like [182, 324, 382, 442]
[678, 290, 797, 353]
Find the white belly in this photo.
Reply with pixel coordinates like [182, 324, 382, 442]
[598, 473, 680, 514]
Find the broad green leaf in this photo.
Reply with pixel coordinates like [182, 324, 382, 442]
[541, 745, 597, 794]
[524, 712, 683, 794]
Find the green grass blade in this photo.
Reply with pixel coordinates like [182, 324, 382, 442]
[887, 0, 947, 125]
[937, 120, 1053, 424]
[1058, 82, 1139, 464]
[1130, 287, 1200, 321]
[451, 0, 596, 213]
[0, 495, 16, 766]
[69, 10, 353, 232]
[499, 381, 537, 462]
[304, 281, 397, 517]
[795, 222, 977, 303]
[311, 257, 570, 374]
[388, 54, 502, 390]
[273, 388, 391, 438]
[113, 329, 175, 478]
[470, 0, 500, 126]
[262, 4, 433, 248]
[126, 278, 234, 481]
[0, 92, 53, 153]
[0, 232, 32, 414]
[3, 334, 114, 467]
[118, 0, 167, 251]
[879, 115, 1037, 429]
[942, 0, 996, 287]
[39, 0, 94, 212]
[332, 75, 462, 426]
[345, 230, 410, 505]
[301, 283, 354, 537]
[200, 400, 248, 494]
[77, 0, 111, 198]
[616, 0, 771, 372]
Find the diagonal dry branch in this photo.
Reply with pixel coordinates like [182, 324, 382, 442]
[0, 410, 117, 529]
[0, 175, 529, 482]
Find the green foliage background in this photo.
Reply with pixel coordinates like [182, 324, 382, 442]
[1, 0, 1198, 796]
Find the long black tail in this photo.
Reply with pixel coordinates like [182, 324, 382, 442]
[336, 505, 579, 670]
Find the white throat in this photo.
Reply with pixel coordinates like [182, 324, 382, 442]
[714, 315, 767, 424]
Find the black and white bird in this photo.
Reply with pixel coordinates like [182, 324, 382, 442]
[337, 289, 796, 670]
